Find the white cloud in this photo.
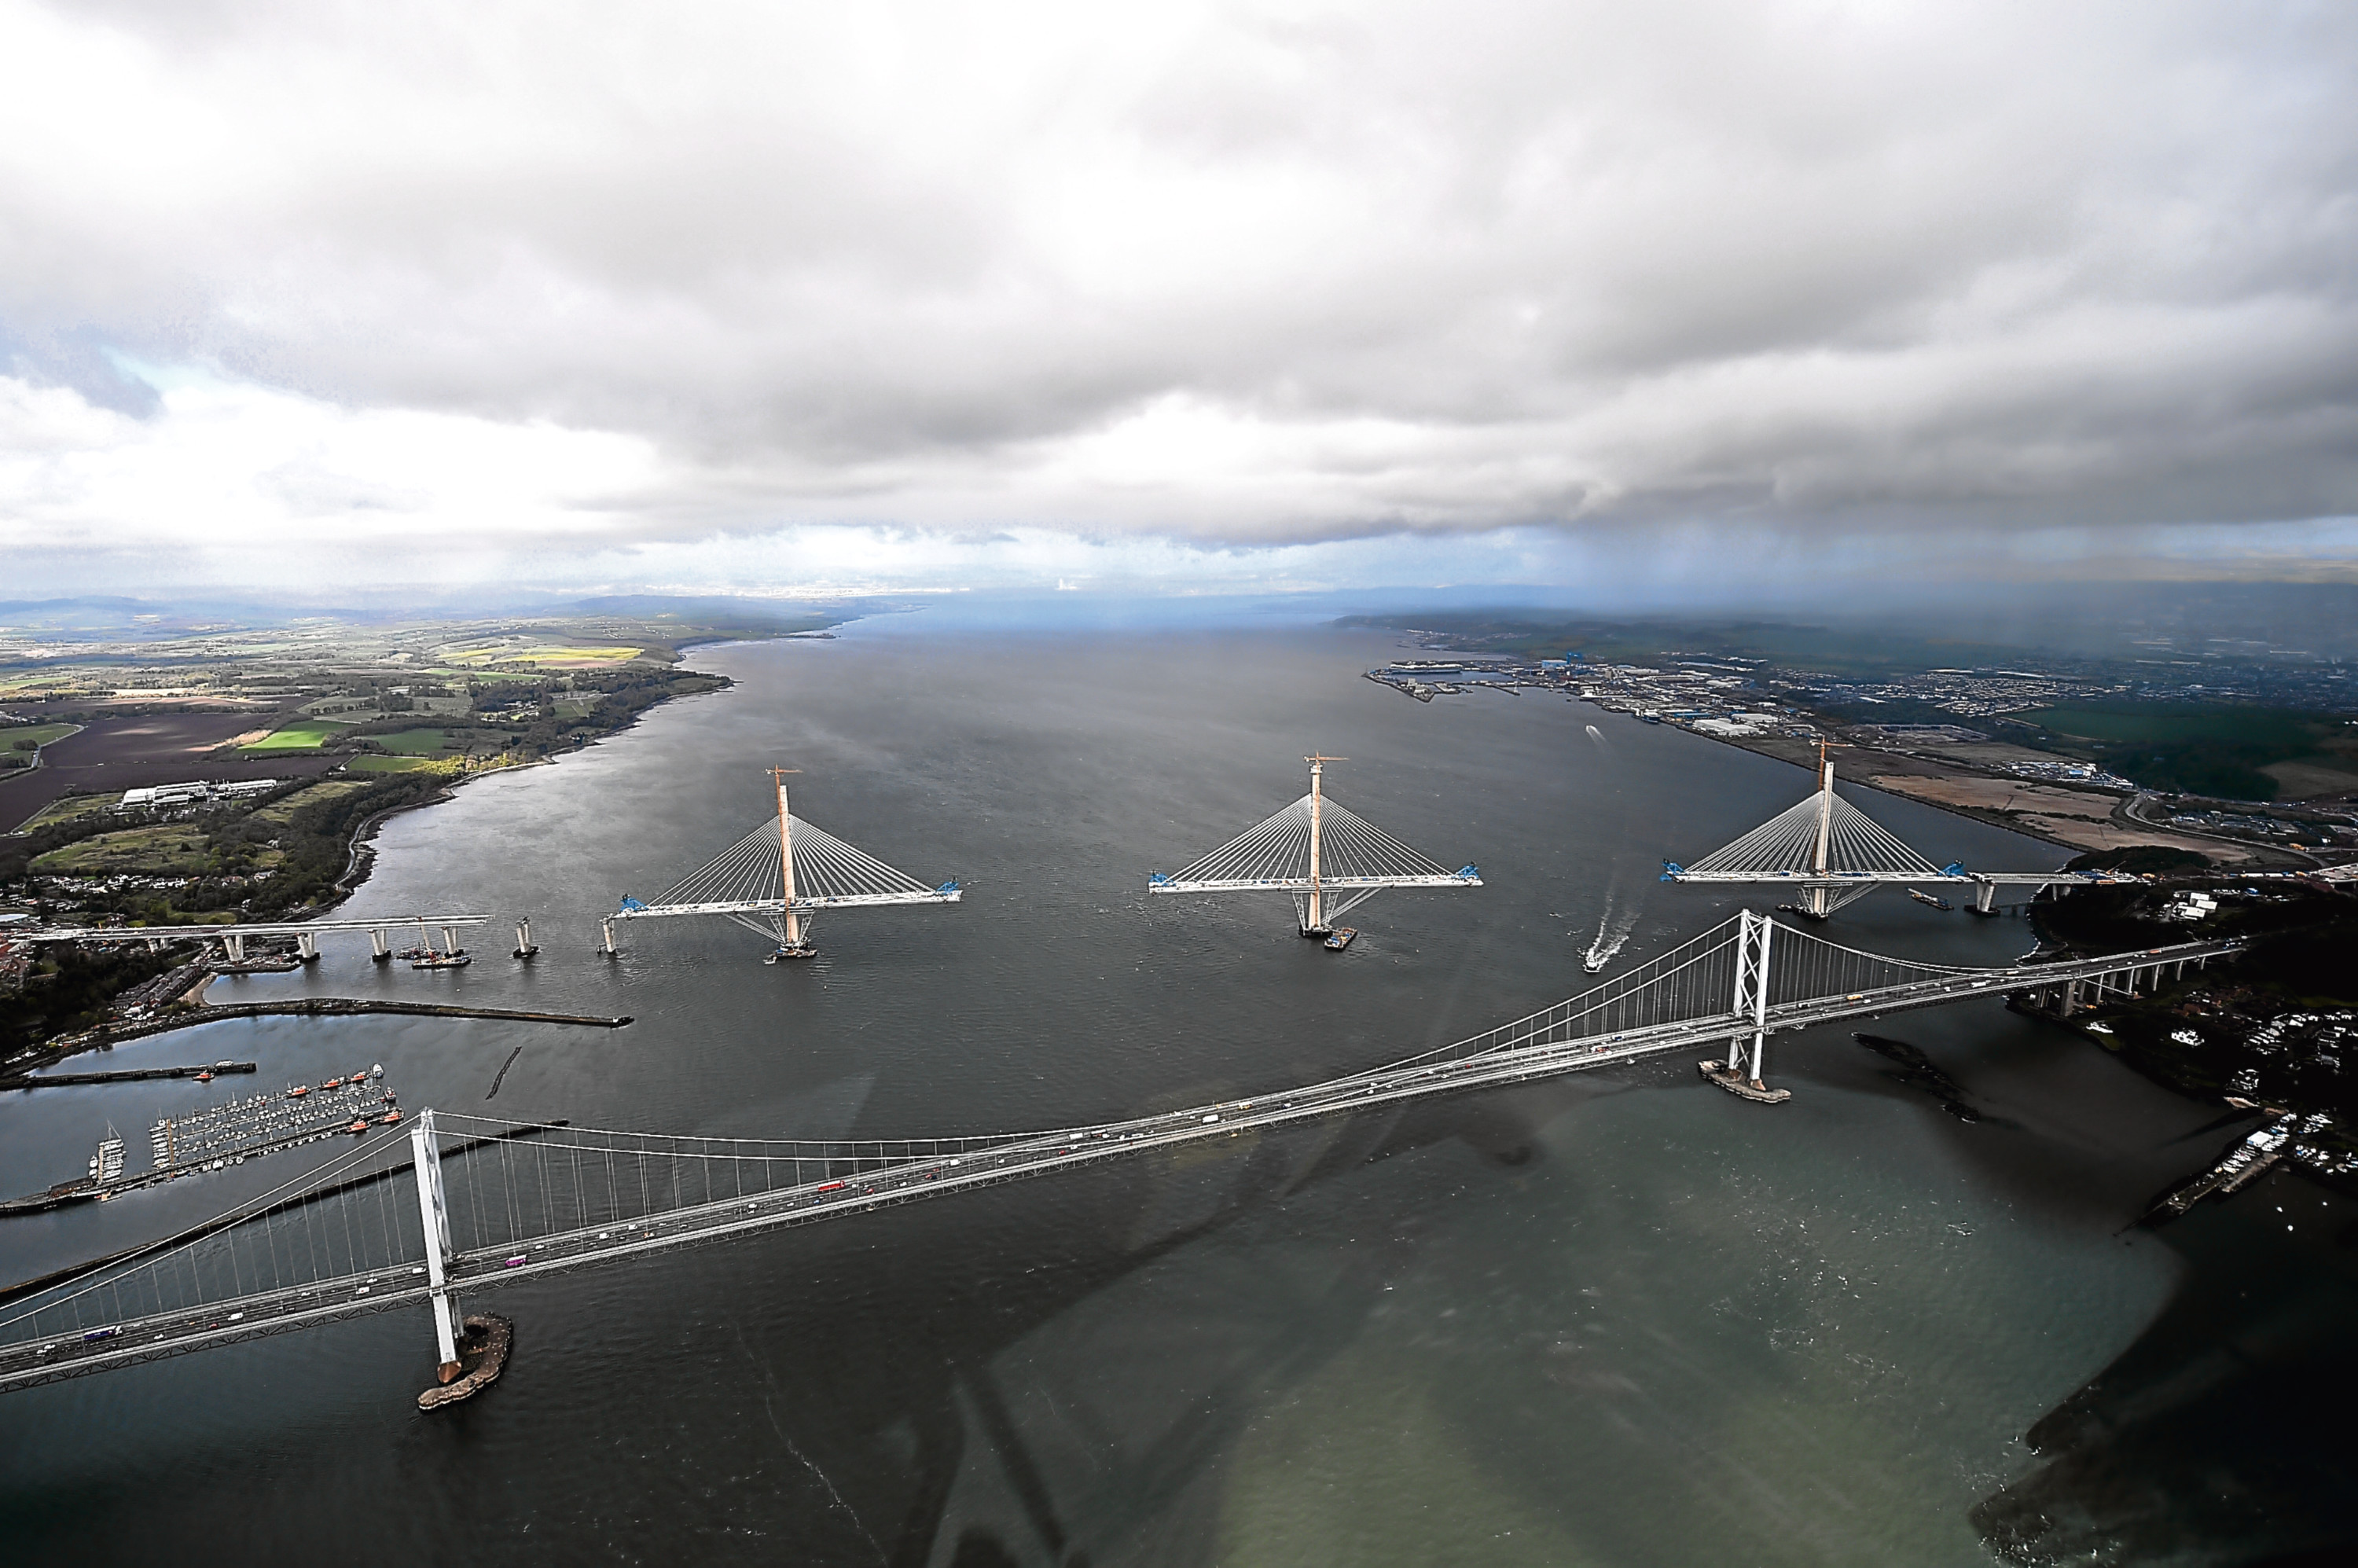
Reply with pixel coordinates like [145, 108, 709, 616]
[2, 0, 2355, 594]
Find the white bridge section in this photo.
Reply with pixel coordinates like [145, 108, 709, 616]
[0, 914, 2235, 1394]
[17, 916, 495, 964]
[1664, 759, 2086, 916]
[605, 769, 958, 956]
[1150, 757, 1478, 932]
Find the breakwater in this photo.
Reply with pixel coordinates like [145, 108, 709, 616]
[37, 999, 634, 1062]
[0, 1063, 258, 1091]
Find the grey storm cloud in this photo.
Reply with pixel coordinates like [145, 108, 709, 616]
[4, 0, 2357, 557]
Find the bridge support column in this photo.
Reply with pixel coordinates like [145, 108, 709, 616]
[440, 926, 460, 957]
[296, 931, 318, 964]
[371, 927, 391, 962]
[1973, 878, 1998, 915]
[222, 933, 245, 964]
[513, 917, 537, 959]
[409, 1108, 464, 1382]
[600, 917, 618, 957]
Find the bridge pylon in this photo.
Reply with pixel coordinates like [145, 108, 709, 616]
[1699, 909, 1794, 1103]
[407, 1108, 463, 1383]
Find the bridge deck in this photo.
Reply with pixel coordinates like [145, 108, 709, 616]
[0, 937, 2231, 1392]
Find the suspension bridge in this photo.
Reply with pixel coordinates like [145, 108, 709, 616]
[1149, 757, 1481, 944]
[1661, 756, 2089, 917]
[602, 769, 960, 960]
[0, 913, 2232, 1394]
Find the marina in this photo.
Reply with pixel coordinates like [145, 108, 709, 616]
[0, 1070, 402, 1215]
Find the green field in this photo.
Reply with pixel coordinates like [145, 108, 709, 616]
[2018, 705, 2358, 800]
[239, 720, 353, 752]
[6, 723, 80, 752]
[12, 792, 121, 832]
[30, 825, 281, 878]
[349, 754, 461, 773]
[440, 641, 645, 670]
[369, 728, 450, 755]
[249, 778, 373, 824]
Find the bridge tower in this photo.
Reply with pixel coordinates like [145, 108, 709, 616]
[1702, 910, 1791, 1102]
[407, 1108, 464, 1383]
[1148, 756, 1482, 941]
[604, 767, 960, 960]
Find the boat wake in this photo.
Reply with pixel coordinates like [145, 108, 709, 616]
[1581, 885, 1644, 974]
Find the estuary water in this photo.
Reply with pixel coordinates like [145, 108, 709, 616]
[0, 624, 2296, 1565]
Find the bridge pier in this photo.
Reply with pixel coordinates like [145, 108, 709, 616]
[296, 931, 318, 964]
[371, 927, 392, 962]
[1972, 878, 1998, 915]
[408, 1108, 464, 1383]
[513, 917, 538, 959]
[599, 917, 618, 957]
[220, 932, 245, 964]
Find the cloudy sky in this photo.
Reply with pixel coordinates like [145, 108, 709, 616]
[3, 0, 2355, 603]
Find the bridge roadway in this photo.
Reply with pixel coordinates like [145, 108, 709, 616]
[0, 937, 2235, 1391]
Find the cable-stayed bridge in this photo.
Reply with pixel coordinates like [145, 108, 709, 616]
[0, 913, 2231, 1394]
[1662, 757, 2090, 916]
[604, 768, 960, 960]
[1149, 757, 1480, 941]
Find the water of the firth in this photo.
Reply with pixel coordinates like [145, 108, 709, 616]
[0, 626, 2268, 1564]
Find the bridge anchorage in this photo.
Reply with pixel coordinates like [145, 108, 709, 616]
[602, 767, 961, 962]
[1148, 756, 1481, 948]
[1660, 752, 2088, 919]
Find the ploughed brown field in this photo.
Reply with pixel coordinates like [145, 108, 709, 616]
[0, 710, 338, 832]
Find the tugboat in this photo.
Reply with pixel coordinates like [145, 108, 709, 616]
[763, 942, 819, 964]
[1322, 927, 1358, 951]
[410, 950, 472, 970]
[1907, 887, 1954, 911]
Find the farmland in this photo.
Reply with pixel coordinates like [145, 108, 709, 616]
[3, 722, 80, 752]
[438, 639, 648, 670]
[368, 728, 451, 755]
[350, 754, 463, 773]
[239, 719, 353, 752]
[248, 778, 373, 824]
[0, 710, 329, 832]
[2018, 705, 2358, 800]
